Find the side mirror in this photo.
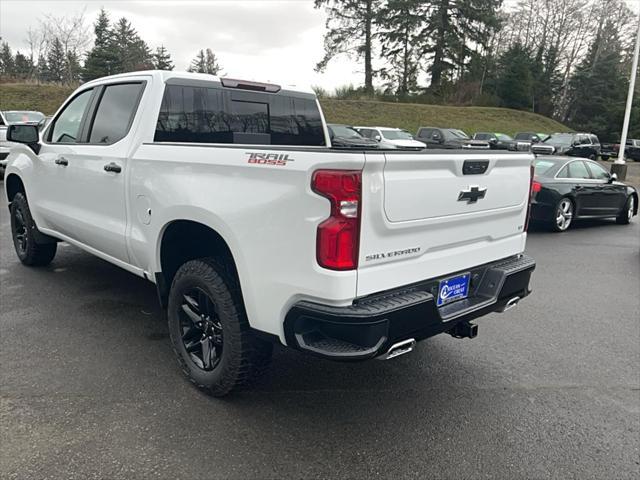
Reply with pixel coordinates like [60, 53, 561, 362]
[374, 135, 381, 141]
[7, 124, 40, 153]
[609, 173, 617, 182]
[432, 135, 441, 142]
[489, 138, 498, 145]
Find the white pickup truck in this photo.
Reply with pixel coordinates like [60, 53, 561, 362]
[4, 71, 535, 396]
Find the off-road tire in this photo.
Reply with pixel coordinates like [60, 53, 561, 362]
[10, 192, 57, 266]
[167, 257, 273, 396]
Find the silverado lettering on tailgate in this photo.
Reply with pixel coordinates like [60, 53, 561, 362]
[365, 247, 421, 262]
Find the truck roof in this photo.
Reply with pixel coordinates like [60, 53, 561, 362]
[81, 70, 315, 96]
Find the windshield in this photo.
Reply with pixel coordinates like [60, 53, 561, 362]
[448, 129, 470, 139]
[534, 159, 557, 176]
[381, 130, 413, 140]
[329, 125, 362, 139]
[544, 133, 574, 146]
[514, 133, 532, 140]
[496, 133, 513, 141]
[4, 111, 45, 123]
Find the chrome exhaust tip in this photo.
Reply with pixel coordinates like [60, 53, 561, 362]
[378, 338, 416, 360]
[499, 296, 521, 313]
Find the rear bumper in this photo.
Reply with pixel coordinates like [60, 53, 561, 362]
[284, 254, 535, 360]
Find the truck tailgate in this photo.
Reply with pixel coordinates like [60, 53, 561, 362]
[357, 151, 532, 297]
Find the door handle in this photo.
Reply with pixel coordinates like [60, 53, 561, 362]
[55, 157, 68, 166]
[574, 185, 584, 190]
[103, 162, 122, 173]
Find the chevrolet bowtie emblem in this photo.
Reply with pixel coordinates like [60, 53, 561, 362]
[458, 186, 487, 203]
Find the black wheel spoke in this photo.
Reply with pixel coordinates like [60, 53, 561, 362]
[178, 287, 223, 372]
[181, 297, 202, 325]
[185, 338, 202, 352]
[182, 325, 200, 341]
[201, 337, 215, 369]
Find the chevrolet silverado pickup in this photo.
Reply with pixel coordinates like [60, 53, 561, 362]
[4, 71, 536, 396]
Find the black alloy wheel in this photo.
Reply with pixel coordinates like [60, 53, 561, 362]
[13, 207, 28, 256]
[179, 287, 224, 371]
[10, 192, 57, 266]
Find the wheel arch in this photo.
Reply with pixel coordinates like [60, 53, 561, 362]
[156, 219, 241, 308]
[5, 173, 26, 203]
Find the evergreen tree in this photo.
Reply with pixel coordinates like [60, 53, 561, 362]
[47, 37, 66, 82]
[314, 0, 380, 93]
[496, 43, 534, 110]
[83, 8, 117, 80]
[65, 50, 82, 83]
[153, 45, 174, 70]
[13, 51, 33, 80]
[36, 53, 49, 83]
[111, 17, 154, 72]
[0, 42, 15, 76]
[188, 49, 206, 73]
[420, 0, 503, 89]
[188, 49, 223, 75]
[565, 20, 627, 142]
[376, 0, 424, 95]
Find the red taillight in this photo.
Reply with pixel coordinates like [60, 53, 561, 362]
[524, 163, 535, 232]
[312, 170, 362, 270]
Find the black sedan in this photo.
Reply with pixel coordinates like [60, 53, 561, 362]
[530, 156, 637, 232]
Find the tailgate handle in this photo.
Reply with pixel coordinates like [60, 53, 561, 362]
[463, 160, 489, 175]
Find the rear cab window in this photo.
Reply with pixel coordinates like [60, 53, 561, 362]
[155, 81, 325, 146]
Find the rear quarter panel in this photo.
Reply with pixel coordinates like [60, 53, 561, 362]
[129, 144, 365, 341]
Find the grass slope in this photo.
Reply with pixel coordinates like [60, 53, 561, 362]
[320, 99, 570, 136]
[0, 83, 75, 116]
[0, 83, 570, 136]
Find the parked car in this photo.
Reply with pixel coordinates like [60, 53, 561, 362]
[531, 132, 601, 160]
[601, 139, 640, 161]
[473, 132, 518, 151]
[4, 70, 536, 396]
[529, 156, 637, 231]
[355, 126, 426, 150]
[1, 110, 46, 178]
[327, 124, 379, 149]
[416, 127, 490, 149]
[514, 132, 548, 144]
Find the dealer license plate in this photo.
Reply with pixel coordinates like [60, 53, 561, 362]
[437, 273, 471, 307]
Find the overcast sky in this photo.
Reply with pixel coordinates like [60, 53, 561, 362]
[1, 0, 638, 91]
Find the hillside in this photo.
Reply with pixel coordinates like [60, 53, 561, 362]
[0, 83, 570, 136]
[320, 99, 570, 136]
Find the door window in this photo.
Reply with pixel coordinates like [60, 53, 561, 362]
[567, 161, 590, 179]
[89, 83, 144, 144]
[49, 89, 93, 143]
[586, 162, 610, 180]
[417, 128, 432, 139]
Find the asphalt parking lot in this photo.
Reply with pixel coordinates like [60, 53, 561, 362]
[1, 182, 638, 480]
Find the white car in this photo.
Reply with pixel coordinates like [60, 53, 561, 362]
[0, 111, 46, 177]
[4, 70, 535, 396]
[355, 126, 426, 150]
